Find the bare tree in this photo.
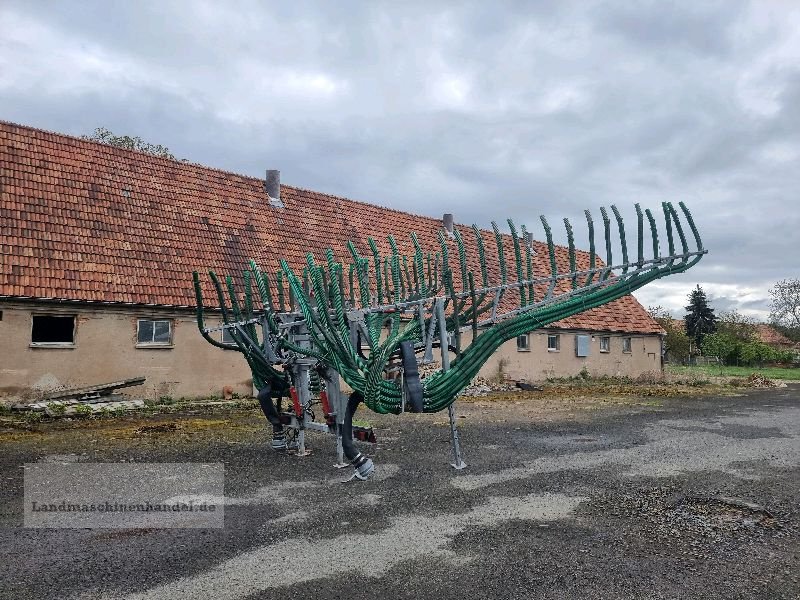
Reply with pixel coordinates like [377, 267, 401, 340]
[769, 278, 800, 328]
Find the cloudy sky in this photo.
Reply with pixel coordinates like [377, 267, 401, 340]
[1, 0, 798, 320]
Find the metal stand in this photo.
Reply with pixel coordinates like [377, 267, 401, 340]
[289, 321, 315, 457]
[333, 430, 348, 469]
[436, 299, 466, 470]
[292, 364, 312, 457]
[448, 405, 466, 469]
[322, 368, 350, 468]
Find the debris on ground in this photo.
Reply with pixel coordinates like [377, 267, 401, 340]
[593, 486, 793, 562]
[742, 373, 780, 388]
[11, 377, 146, 414]
[516, 381, 543, 392]
[670, 495, 779, 530]
[42, 399, 146, 417]
[134, 422, 179, 435]
[419, 362, 517, 397]
[459, 376, 518, 397]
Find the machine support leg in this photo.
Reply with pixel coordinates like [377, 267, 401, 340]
[334, 424, 347, 468]
[448, 404, 466, 470]
[321, 368, 350, 469]
[294, 364, 312, 456]
[436, 298, 466, 470]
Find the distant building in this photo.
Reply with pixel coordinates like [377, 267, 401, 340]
[0, 121, 664, 401]
[754, 324, 796, 350]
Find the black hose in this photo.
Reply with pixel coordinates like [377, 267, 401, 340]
[257, 384, 283, 434]
[400, 340, 423, 413]
[341, 391, 375, 479]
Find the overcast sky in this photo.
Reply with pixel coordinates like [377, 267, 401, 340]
[1, 0, 798, 320]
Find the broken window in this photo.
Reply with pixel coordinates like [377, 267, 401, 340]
[31, 315, 75, 345]
[137, 319, 172, 345]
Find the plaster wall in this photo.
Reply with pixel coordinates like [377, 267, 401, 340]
[0, 302, 662, 402]
[0, 302, 253, 401]
[478, 330, 662, 382]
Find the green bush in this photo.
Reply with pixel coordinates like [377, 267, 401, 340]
[23, 411, 44, 423]
[47, 402, 66, 416]
[74, 404, 93, 417]
[702, 332, 789, 367]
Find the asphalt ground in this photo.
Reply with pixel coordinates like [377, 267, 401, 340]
[0, 385, 798, 599]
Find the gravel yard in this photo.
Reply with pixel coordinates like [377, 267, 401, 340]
[0, 385, 798, 599]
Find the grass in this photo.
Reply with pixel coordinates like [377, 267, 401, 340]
[667, 364, 800, 381]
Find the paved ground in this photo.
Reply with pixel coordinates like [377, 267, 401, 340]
[0, 385, 798, 599]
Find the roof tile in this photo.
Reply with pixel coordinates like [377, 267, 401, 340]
[0, 120, 662, 334]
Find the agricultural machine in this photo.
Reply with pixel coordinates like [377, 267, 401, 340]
[194, 202, 705, 481]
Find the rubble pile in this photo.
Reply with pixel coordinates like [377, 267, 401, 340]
[744, 373, 778, 388]
[418, 362, 520, 396]
[460, 376, 518, 397]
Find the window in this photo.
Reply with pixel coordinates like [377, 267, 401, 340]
[547, 334, 560, 351]
[623, 337, 632, 353]
[575, 334, 590, 357]
[31, 315, 75, 345]
[599, 336, 610, 352]
[221, 327, 235, 344]
[137, 319, 172, 346]
[516, 334, 530, 351]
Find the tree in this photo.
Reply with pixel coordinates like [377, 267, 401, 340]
[769, 278, 800, 329]
[716, 310, 756, 342]
[701, 310, 752, 366]
[648, 305, 691, 364]
[684, 285, 716, 352]
[81, 127, 176, 160]
[701, 332, 738, 365]
[701, 308, 795, 366]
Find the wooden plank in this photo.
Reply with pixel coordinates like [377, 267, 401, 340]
[43, 377, 146, 401]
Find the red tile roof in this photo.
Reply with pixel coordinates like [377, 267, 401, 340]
[755, 324, 795, 347]
[0, 120, 663, 335]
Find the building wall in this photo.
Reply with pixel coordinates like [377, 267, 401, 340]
[478, 330, 663, 382]
[0, 302, 253, 402]
[0, 302, 663, 403]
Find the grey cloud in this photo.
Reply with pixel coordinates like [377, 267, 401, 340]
[593, 0, 746, 57]
[1, 0, 798, 320]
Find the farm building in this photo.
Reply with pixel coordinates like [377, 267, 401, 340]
[0, 120, 664, 402]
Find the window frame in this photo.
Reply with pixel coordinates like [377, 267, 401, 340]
[547, 334, 560, 352]
[599, 336, 610, 353]
[30, 314, 77, 348]
[516, 333, 530, 352]
[622, 337, 633, 354]
[221, 326, 235, 344]
[136, 318, 174, 348]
